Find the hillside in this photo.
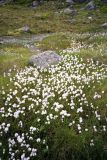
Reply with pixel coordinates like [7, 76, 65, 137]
[0, 1, 107, 160]
[0, 1, 107, 36]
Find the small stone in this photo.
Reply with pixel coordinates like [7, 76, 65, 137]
[66, 0, 74, 6]
[21, 26, 30, 32]
[101, 23, 107, 29]
[85, 1, 96, 10]
[63, 8, 76, 15]
[17, 26, 30, 33]
[64, 8, 72, 14]
[28, 50, 62, 69]
[32, 0, 39, 8]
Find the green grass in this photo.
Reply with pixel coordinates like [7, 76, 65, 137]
[37, 33, 71, 51]
[1, 48, 107, 159]
[38, 32, 107, 63]
[1, 2, 107, 160]
[0, 2, 107, 36]
[0, 44, 33, 75]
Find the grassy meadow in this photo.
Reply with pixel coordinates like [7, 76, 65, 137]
[0, 1, 107, 160]
[0, 2, 107, 36]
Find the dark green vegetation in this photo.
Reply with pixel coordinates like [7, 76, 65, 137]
[0, 1, 107, 160]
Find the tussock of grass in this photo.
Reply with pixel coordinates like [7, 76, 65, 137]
[38, 33, 71, 51]
[0, 44, 32, 74]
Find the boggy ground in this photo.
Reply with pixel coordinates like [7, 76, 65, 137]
[0, 2, 107, 160]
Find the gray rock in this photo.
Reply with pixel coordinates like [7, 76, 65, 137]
[101, 23, 107, 29]
[0, 0, 12, 3]
[32, 0, 39, 8]
[85, 1, 96, 10]
[22, 26, 30, 32]
[0, 0, 7, 5]
[64, 8, 72, 14]
[66, 0, 74, 5]
[17, 26, 30, 33]
[63, 8, 76, 15]
[29, 51, 62, 69]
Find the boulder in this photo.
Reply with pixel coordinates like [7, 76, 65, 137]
[85, 1, 96, 10]
[28, 50, 62, 69]
[0, 0, 7, 5]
